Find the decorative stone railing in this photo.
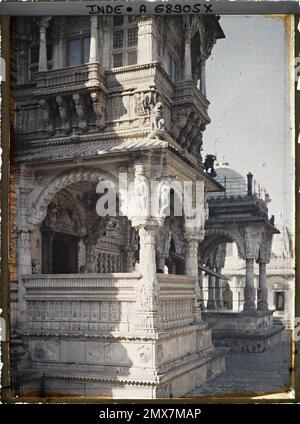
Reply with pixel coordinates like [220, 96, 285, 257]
[21, 273, 196, 335]
[157, 274, 196, 330]
[15, 62, 209, 164]
[106, 61, 173, 95]
[34, 63, 105, 96]
[171, 80, 210, 159]
[23, 273, 141, 334]
[173, 80, 210, 117]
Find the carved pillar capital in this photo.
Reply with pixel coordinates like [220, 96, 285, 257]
[258, 229, 273, 264]
[241, 225, 263, 260]
[184, 227, 205, 244]
[36, 17, 52, 30]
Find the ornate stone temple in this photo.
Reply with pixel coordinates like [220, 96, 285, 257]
[10, 15, 283, 398]
[212, 163, 295, 330]
[199, 162, 285, 352]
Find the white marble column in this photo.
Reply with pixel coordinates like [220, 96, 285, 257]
[198, 268, 204, 310]
[215, 268, 224, 309]
[17, 230, 32, 329]
[132, 219, 160, 332]
[38, 18, 51, 72]
[243, 258, 256, 312]
[207, 273, 217, 310]
[184, 30, 192, 80]
[89, 16, 99, 63]
[137, 17, 157, 64]
[185, 231, 202, 321]
[200, 57, 206, 96]
[257, 261, 268, 311]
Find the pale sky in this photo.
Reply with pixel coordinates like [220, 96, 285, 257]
[203, 15, 294, 231]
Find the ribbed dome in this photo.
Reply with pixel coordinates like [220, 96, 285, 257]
[213, 161, 247, 196]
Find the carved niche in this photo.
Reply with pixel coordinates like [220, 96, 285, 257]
[42, 191, 84, 236]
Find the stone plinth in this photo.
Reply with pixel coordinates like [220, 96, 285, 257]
[16, 273, 226, 398]
[203, 310, 285, 353]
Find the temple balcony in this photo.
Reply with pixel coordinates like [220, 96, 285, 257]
[34, 63, 105, 97]
[31, 62, 107, 136]
[15, 62, 210, 170]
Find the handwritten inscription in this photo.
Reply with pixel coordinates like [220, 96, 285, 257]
[86, 3, 213, 15]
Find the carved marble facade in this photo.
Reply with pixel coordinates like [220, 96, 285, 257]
[10, 14, 282, 398]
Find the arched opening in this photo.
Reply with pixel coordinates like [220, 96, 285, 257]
[51, 233, 78, 274]
[166, 235, 185, 275]
[40, 189, 84, 274]
[32, 176, 138, 275]
[199, 232, 243, 311]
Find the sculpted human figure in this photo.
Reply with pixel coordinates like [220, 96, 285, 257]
[72, 93, 88, 131]
[134, 167, 149, 218]
[38, 98, 54, 135]
[158, 181, 170, 217]
[56, 95, 71, 132]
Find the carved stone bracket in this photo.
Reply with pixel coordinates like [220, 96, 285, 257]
[171, 107, 205, 159]
[72, 93, 88, 132]
[38, 98, 55, 135]
[56, 95, 71, 133]
[90, 90, 106, 129]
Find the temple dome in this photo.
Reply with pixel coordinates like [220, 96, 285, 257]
[213, 161, 247, 196]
